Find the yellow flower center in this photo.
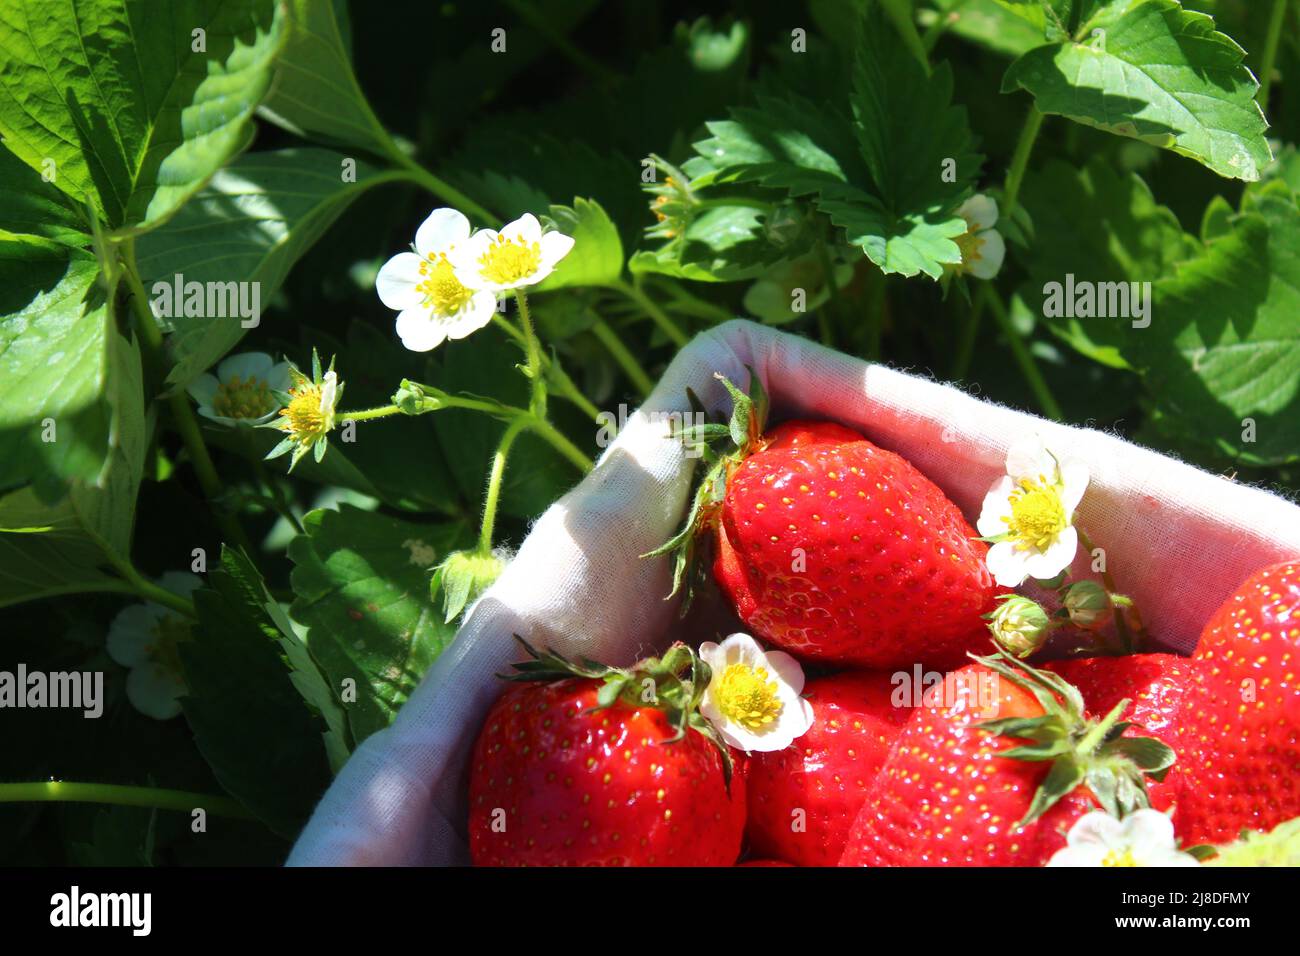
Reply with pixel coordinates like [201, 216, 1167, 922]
[1102, 848, 1139, 867]
[1003, 476, 1068, 551]
[282, 383, 332, 442]
[478, 234, 542, 285]
[715, 663, 783, 730]
[417, 253, 474, 316]
[211, 375, 275, 420]
[147, 613, 191, 678]
[955, 229, 986, 268]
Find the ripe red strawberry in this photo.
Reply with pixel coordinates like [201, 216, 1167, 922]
[1046, 653, 1202, 824]
[652, 373, 1000, 670]
[1176, 561, 1300, 846]
[839, 655, 1175, 866]
[468, 639, 746, 866]
[746, 671, 908, 866]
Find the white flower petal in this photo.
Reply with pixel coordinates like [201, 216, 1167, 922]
[538, 230, 575, 269]
[157, 571, 204, 599]
[976, 476, 1016, 537]
[1067, 810, 1126, 848]
[1059, 457, 1091, 513]
[126, 662, 185, 721]
[375, 253, 427, 310]
[264, 361, 293, 392]
[1047, 845, 1111, 867]
[959, 194, 999, 233]
[186, 373, 220, 409]
[966, 229, 1005, 280]
[448, 231, 496, 288]
[1023, 526, 1078, 580]
[1124, 808, 1177, 854]
[764, 649, 806, 696]
[107, 605, 164, 667]
[217, 351, 273, 382]
[1005, 435, 1056, 482]
[985, 540, 1030, 587]
[442, 292, 499, 340]
[414, 208, 472, 258]
[395, 308, 449, 352]
[506, 213, 543, 244]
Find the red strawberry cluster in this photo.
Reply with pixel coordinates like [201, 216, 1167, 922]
[466, 372, 1300, 866]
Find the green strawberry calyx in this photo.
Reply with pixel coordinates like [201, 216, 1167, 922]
[971, 650, 1176, 829]
[642, 368, 770, 605]
[500, 634, 735, 787]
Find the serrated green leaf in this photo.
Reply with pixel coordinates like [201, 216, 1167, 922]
[0, 237, 145, 508]
[630, 205, 791, 282]
[218, 546, 352, 773]
[1017, 158, 1198, 368]
[537, 198, 623, 290]
[0, 0, 286, 232]
[935, 0, 1057, 57]
[1002, 0, 1271, 181]
[257, 0, 394, 157]
[0, 148, 89, 246]
[181, 559, 333, 838]
[136, 148, 406, 389]
[1132, 186, 1300, 465]
[288, 504, 471, 744]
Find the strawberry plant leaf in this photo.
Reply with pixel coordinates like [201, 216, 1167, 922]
[136, 148, 406, 389]
[0, 237, 145, 503]
[0, 0, 286, 232]
[257, 0, 394, 157]
[1016, 158, 1198, 369]
[180, 554, 334, 837]
[1002, 0, 1272, 181]
[934, 0, 1055, 58]
[288, 504, 472, 745]
[537, 198, 624, 291]
[0, 148, 89, 246]
[1132, 184, 1300, 466]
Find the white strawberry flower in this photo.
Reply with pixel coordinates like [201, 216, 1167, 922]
[375, 208, 499, 352]
[698, 633, 813, 753]
[106, 572, 203, 721]
[186, 352, 291, 426]
[1047, 810, 1200, 867]
[953, 194, 1005, 280]
[977, 434, 1090, 587]
[448, 212, 575, 293]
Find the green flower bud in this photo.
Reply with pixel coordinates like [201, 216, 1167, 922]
[433, 548, 506, 623]
[1063, 580, 1111, 631]
[987, 594, 1053, 658]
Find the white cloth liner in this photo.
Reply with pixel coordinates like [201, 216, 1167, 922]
[288, 319, 1300, 866]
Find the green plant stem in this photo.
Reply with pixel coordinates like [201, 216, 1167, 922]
[120, 252, 255, 556]
[0, 781, 252, 819]
[1003, 105, 1044, 219]
[591, 319, 655, 398]
[380, 392, 592, 473]
[814, 240, 842, 348]
[863, 267, 886, 360]
[514, 290, 546, 416]
[979, 285, 1063, 421]
[390, 153, 498, 225]
[1258, 0, 1289, 115]
[951, 291, 986, 380]
[247, 434, 304, 536]
[102, 549, 197, 618]
[1077, 527, 1139, 654]
[923, 0, 972, 52]
[654, 279, 734, 323]
[477, 417, 530, 552]
[606, 280, 689, 347]
[490, 315, 602, 422]
[882, 0, 930, 71]
[338, 404, 405, 422]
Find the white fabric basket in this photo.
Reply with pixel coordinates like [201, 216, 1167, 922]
[288, 319, 1300, 866]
